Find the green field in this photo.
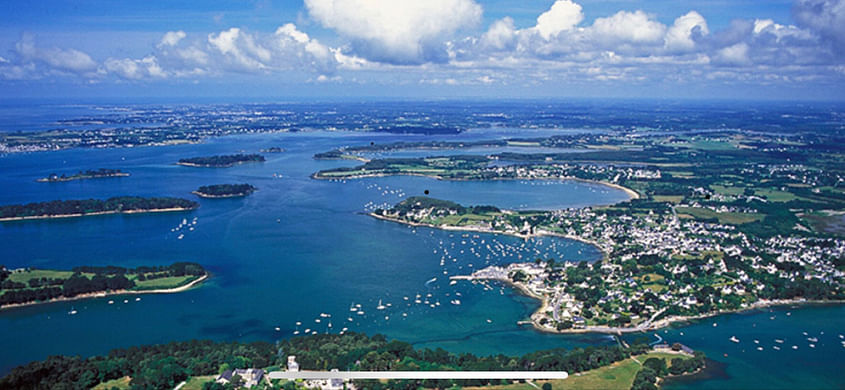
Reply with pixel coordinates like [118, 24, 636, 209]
[130, 275, 198, 291]
[675, 206, 764, 225]
[181, 375, 216, 390]
[653, 195, 684, 204]
[465, 352, 689, 390]
[92, 376, 131, 390]
[7, 269, 79, 283]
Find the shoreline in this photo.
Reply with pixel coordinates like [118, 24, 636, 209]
[36, 173, 130, 183]
[314, 171, 640, 200]
[0, 207, 197, 222]
[191, 191, 252, 199]
[0, 273, 208, 311]
[371, 213, 843, 335]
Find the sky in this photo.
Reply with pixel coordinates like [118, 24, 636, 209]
[0, 0, 843, 101]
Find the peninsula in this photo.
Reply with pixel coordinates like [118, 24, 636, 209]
[36, 168, 129, 182]
[192, 183, 256, 198]
[315, 130, 844, 334]
[0, 196, 198, 221]
[177, 154, 264, 168]
[0, 262, 207, 309]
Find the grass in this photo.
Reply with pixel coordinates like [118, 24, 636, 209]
[463, 352, 688, 390]
[675, 206, 764, 225]
[181, 375, 216, 390]
[653, 195, 684, 204]
[754, 188, 798, 202]
[130, 275, 197, 290]
[92, 376, 131, 390]
[710, 185, 745, 196]
[7, 269, 77, 283]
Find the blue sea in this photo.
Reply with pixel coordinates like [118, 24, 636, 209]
[0, 102, 843, 389]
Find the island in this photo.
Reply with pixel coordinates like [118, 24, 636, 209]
[177, 154, 265, 168]
[192, 184, 257, 198]
[0, 196, 198, 221]
[260, 146, 285, 153]
[316, 130, 844, 334]
[0, 262, 207, 309]
[36, 168, 129, 182]
[0, 332, 704, 390]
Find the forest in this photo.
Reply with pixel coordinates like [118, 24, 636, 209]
[177, 154, 265, 167]
[0, 197, 198, 220]
[0, 262, 205, 307]
[194, 184, 257, 197]
[0, 332, 675, 390]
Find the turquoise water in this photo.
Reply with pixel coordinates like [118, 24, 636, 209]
[1, 130, 843, 389]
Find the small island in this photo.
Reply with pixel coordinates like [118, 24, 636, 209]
[192, 184, 256, 198]
[0, 262, 208, 309]
[0, 196, 198, 222]
[36, 168, 129, 182]
[177, 154, 264, 168]
[260, 146, 285, 153]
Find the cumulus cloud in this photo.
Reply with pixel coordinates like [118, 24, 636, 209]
[15, 34, 98, 74]
[481, 17, 517, 51]
[159, 31, 187, 47]
[665, 11, 709, 52]
[534, 0, 583, 40]
[104, 56, 167, 79]
[304, 0, 482, 64]
[590, 10, 665, 45]
[208, 28, 272, 71]
[793, 0, 845, 50]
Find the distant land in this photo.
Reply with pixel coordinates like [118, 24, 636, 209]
[177, 154, 265, 168]
[315, 129, 845, 334]
[36, 168, 129, 182]
[192, 184, 257, 198]
[0, 262, 207, 309]
[260, 146, 285, 153]
[0, 197, 198, 221]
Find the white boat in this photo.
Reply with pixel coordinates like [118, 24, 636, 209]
[304, 328, 311, 333]
[274, 327, 281, 332]
[135, 297, 140, 302]
[293, 331, 300, 335]
[486, 319, 492, 323]
[756, 347, 763, 351]
[177, 234, 184, 240]
[68, 309, 77, 315]
[347, 317, 353, 322]
[108, 300, 114, 304]
[809, 344, 815, 348]
[376, 300, 386, 310]
[773, 346, 780, 350]
[775, 339, 784, 344]
[729, 336, 739, 343]
[357, 310, 364, 315]
[792, 345, 798, 349]
[449, 280, 457, 286]
[315, 319, 321, 323]
[807, 337, 818, 343]
[451, 300, 461, 305]
[295, 321, 301, 326]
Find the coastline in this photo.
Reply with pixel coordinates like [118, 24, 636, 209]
[371, 212, 843, 335]
[191, 191, 252, 199]
[0, 206, 197, 222]
[314, 170, 640, 200]
[36, 173, 130, 183]
[0, 273, 208, 311]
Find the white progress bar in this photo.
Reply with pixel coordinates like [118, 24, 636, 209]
[267, 371, 568, 380]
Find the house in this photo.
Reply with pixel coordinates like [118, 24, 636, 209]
[287, 355, 299, 372]
[216, 368, 265, 388]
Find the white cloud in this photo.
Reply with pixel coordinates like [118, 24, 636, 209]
[105, 56, 167, 79]
[714, 42, 751, 66]
[534, 0, 583, 40]
[159, 31, 187, 47]
[16, 35, 98, 74]
[481, 17, 517, 51]
[793, 0, 845, 50]
[665, 11, 709, 52]
[304, 0, 482, 64]
[208, 28, 272, 71]
[590, 10, 665, 45]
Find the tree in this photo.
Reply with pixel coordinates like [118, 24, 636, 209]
[542, 382, 553, 390]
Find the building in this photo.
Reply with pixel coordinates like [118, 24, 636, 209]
[287, 355, 299, 372]
[216, 368, 265, 388]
